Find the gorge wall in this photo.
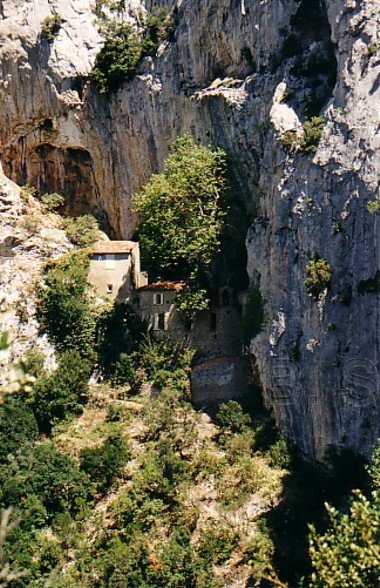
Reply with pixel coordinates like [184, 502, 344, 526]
[0, 0, 378, 458]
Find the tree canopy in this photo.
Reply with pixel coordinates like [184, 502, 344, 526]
[133, 135, 227, 281]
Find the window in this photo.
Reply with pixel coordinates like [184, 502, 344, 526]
[107, 284, 113, 294]
[154, 293, 164, 305]
[210, 313, 217, 331]
[158, 313, 165, 330]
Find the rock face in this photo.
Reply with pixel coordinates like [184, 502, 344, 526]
[0, 0, 379, 458]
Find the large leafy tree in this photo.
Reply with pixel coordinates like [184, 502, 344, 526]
[133, 135, 226, 281]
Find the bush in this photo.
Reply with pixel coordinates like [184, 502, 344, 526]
[196, 523, 239, 567]
[0, 396, 39, 463]
[91, 10, 173, 94]
[41, 14, 63, 42]
[80, 431, 130, 492]
[367, 200, 379, 215]
[91, 23, 142, 94]
[40, 192, 65, 211]
[216, 400, 251, 433]
[137, 336, 192, 386]
[110, 353, 139, 388]
[96, 303, 147, 375]
[299, 116, 325, 154]
[267, 438, 292, 469]
[0, 441, 92, 516]
[63, 215, 100, 248]
[142, 9, 174, 56]
[309, 491, 380, 587]
[36, 250, 96, 356]
[32, 350, 91, 432]
[133, 135, 226, 281]
[305, 257, 331, 298]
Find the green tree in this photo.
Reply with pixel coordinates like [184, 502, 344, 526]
[91, 23, 143, 94]
[133, 135, 226, 281]
[36, 250, 96, 357]
[32, 350, 91, 432]
[80, 432, 130, 493]
[0, 441, 92, 516]
[0, 396, 39, 464]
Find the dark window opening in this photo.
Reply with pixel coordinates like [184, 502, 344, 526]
[210, 313, 217, 331]
[158, 313, 165, 330]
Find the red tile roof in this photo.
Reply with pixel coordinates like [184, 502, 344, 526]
[136, 281, 187, 292]
[91, 240, 137, 254]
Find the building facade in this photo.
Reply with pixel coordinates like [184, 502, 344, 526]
[88, 240, 147, 302]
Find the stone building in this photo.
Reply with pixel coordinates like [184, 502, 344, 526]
[88, 240, 249, 404]
[88, 240, 147, 302]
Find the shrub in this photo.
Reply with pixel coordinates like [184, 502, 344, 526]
[216, 400, 251, 434]
[267, 438, 292, 469]
[142, 9, 174, 55]
[137, 336, 192, 386]
[91, 10, 173, 94]
[41, 15, 63, 42]
[36, 250, 96, 356]
[0, 396, 39, 463]
[40, 192, 65, 211]
[110, 353, 139, 388]
[0, 441, 92, 516]
[91, 23, 142, 94]
[19, 213, 41, 234]
[96, 303, 147, 375]
[305, 257, 331, 298]
[133, 135, 226, 281]
[367, 42, 378, 56]
[63, 215, 100, 248]
[80, 431, 130, 492]
[32, 350, 91, 432]
[282, 128, 300, 151]
[299, 116, 325, 154]
[243, 520, 284, 586]
[196, 523, 239, 567]
[367, 200, 379, 215]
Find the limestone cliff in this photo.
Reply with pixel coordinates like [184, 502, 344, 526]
[0, 0, 378, 458]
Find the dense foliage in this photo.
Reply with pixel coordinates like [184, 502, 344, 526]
[36, 250, 96, 358]
[31, 350, 91, 432]
[133, 135, 226, 317]
[40, 192, 65, 211]
[133, 135, 226, 280]
[305, 257, 331, 298]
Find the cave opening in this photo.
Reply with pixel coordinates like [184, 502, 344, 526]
[281, 0, 338, 117]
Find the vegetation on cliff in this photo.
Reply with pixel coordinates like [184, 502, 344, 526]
[91, 9, 173, 94]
